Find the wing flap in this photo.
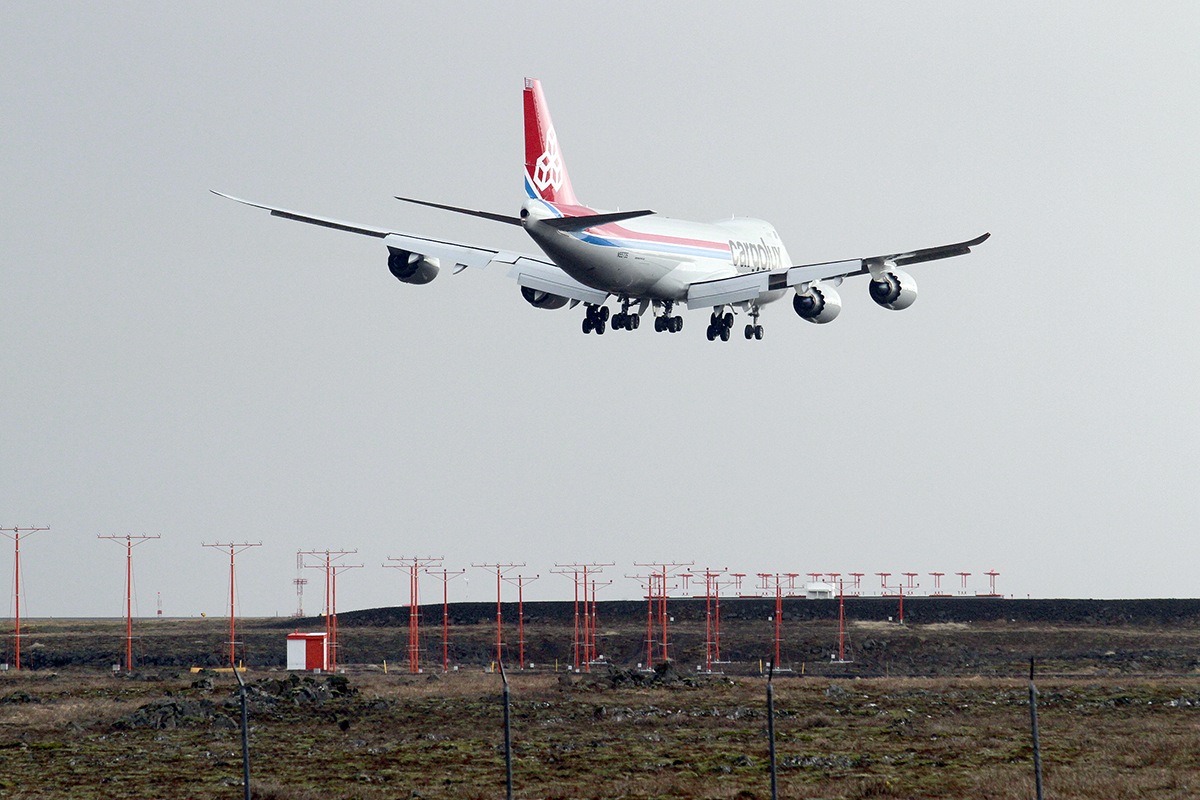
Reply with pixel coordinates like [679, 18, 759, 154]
[508, 259, 610, 305]
[381, 232, 507, 271]
[685, 271, 769, 309]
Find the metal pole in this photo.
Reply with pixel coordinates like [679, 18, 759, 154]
[331, 566, 338, 672]
[14, 532, 20, 670]
[767, 661, 778, 800]
[500, 661, 514, 800]
[233, 666, 251, 800]
[775, 579, 782, 667]
[229, 545, 236, 667]
[660, 566, 668, 662]
[3, 527, 49, 671]
[325, 554, 331, 667]
[838, 580, 845, 662]
[125, 538, 133, 671]
[518, 577, 525, 669]
[495, 566, 502, 665]
[1030, 658, 1044, 800]
[581, 566, 588, 671]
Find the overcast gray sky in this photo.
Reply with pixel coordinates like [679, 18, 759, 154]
[3, 2, 1199, 618]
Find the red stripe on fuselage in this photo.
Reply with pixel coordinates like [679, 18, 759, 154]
[542, 201, 731, 254]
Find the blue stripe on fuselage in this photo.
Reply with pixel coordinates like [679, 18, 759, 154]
[575, 231, 729, 261]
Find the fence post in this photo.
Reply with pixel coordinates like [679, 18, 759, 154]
[233, 667, 251, 800]
[1029, 658, 1044, 800]
[767, 661, 778, 800]
[500, 661, 514, 800]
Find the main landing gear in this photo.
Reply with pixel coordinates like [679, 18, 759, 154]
[611, 298, 641, 331]
[706, 309, 734, 341]
[581, 304, 609, 334]
[706, 306, 763, 341]
[654, 301, 683, 333]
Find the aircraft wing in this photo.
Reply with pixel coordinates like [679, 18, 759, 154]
[686, 233, 990, 309]
[212, 191, 609, 305]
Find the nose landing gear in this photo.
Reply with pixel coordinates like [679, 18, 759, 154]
[744, 305, 764, 340]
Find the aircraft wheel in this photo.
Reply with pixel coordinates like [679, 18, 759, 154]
[673, 316, 683, 333]
[745, 324, 754, 339]
[755, 325, 764, 340]
[723, 312, 734, 328]
[582, 318, 592, 334]
[707, 325, 716, 341]
[720, 325, 730, 342]
[654, 317, 663, 332]
[599, 306, 610, 322]
[595, 318, 606, 334]
[631, 314, 640, 329]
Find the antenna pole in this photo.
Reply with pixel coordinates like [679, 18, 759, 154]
[634, 561, 692, 665]
[473, 563, 524, 667]
[298, 550, 358, 671]
[202, 542, 261, 667]
[424, 567, 464, 672]
[98, 535, 160, 671]
[1, 526, 49, 670]
[384, 557, 442, 673]
[503, 572, 540, 668]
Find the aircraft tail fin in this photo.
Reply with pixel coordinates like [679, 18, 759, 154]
[524, 78, 578, 206]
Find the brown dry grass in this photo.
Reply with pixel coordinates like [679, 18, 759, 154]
[7, 668, 1198, 799]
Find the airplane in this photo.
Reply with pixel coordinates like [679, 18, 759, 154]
[215, 78, 988, 341]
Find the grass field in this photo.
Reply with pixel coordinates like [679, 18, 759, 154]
[2, 613, 1200, 798]
[2, 666, 1200, 798]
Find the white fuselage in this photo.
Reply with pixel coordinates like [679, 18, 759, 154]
[522, 198, 790, 307]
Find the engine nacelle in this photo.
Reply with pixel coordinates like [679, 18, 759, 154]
[868, 269, 918, 310]
[387, 248, 440, 285]
[792, 282, 842, 324]
[520, 286, 569, 310]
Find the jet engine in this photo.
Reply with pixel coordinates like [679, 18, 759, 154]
[387, 248, 440, 285]
[520, 286, 569, 310]
[868, 269, 918, 310]
[792, 282, 842, 324]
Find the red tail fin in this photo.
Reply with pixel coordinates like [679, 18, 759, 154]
[523, 78, 578, 205]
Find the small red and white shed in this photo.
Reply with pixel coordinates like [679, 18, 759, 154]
[286, 632, 329, 671]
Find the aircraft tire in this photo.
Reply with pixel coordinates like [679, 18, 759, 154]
[724, 312, 734, 328]
[745, 324, 754, 339]
[707, 325, 716, 341]
[755, 325, 764, 340]
[596, 319, 606, 334]
[582, 318, 592, 334]
[720, 325, 730, 342]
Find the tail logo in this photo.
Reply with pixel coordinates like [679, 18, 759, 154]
[533, 129, 565, 195]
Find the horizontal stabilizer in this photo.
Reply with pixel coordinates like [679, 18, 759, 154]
[395, 196, 523, 226]
[541, 209, 655, 231]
